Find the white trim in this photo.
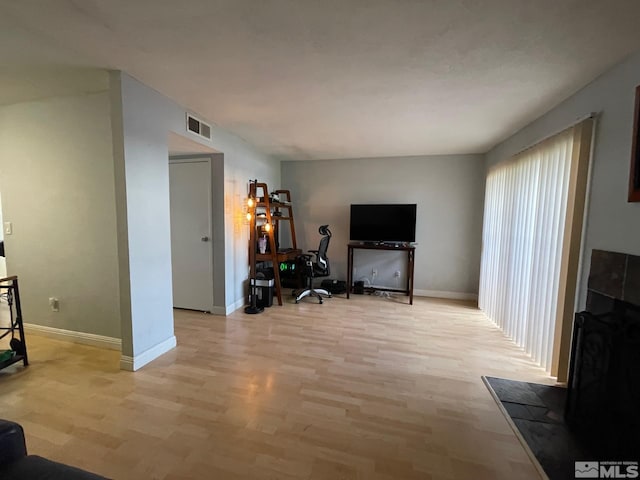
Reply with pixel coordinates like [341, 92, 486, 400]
[119, 335, 177, 371]
[23, 323, 121, 350]
[414, 289, 478, 301]
[225, 298, 246, 314]
[168, 157, 211, 165]
[574, 117, 599, 312]
[211, 306, 227, 315]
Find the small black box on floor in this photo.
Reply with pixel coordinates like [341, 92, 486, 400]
[353, 281, 365, 294]
[250, 278, 274, 308]
[321, 279, 347, 294]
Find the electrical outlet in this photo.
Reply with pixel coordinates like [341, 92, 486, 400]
[372, 269, 378, 277]
[3, 222, 12, 235]
[394, 270, 401, 277]
[49, 297, 59, 312]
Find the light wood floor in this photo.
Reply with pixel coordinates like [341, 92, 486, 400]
[0, 295, 553, 480]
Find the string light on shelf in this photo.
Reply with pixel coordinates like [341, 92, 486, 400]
[245, 178, 264, 314]
[244, 180, 257, 225]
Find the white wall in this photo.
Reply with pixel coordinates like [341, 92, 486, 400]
[281, 155, 485, 297]
[110, 72, 279, 366]
[0, 90, 121, 338]
[214, 129, 279, 311]
[111, 73, 176, 361]
[486, 51, 640, 309]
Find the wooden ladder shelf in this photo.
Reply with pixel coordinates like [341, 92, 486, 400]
[248, 182, 301, 306]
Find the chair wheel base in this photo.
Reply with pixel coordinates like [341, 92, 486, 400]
[294, 287, 331, 304]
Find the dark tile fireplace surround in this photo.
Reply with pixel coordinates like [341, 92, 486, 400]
[566, 249, 640, 458]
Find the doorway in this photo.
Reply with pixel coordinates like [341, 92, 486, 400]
[168, 130, 226, 315]
[169, 157, 214, 312]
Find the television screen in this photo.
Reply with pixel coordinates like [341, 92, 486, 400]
[349, 204, 417, 243]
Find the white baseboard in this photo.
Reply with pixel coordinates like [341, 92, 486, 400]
[413, 289, 478, 301]
[119, 335, 177, 371]
[211, 305, 227, 315]
[23, 323, 121, 350]
[225, 298, 246, 315]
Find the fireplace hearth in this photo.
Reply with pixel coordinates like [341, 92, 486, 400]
[565, 250, 640, 458]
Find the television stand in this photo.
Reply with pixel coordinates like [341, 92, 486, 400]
[346, 242, 415, 304]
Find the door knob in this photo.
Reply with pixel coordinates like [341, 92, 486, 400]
[201, 236, 210, 242]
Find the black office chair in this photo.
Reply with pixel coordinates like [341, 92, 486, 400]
[294, 225, 332, 304]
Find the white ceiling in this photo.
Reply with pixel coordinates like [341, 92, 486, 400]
[1, 0, 640, 160]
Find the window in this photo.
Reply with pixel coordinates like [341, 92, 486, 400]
[479, 119, 593, 375]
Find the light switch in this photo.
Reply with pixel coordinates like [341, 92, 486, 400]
[3, 222, 12, 235]
[49, 297, 60, 312]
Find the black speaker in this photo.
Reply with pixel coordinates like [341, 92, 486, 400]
[321, 279, 346, 294]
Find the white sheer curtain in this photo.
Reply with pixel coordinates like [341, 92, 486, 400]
[479, 129, 573, 372]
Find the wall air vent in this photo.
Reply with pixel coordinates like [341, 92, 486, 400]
[186, 113, 212, 140]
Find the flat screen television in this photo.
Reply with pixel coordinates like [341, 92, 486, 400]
[349, 204, 417, 243]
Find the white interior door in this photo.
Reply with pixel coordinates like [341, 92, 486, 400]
[169, 159, 214, 311]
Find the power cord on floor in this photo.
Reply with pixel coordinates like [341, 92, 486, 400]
[373, 290, 392, 299]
